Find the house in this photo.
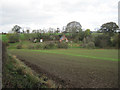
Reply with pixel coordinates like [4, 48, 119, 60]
[59, 35, 68, 42]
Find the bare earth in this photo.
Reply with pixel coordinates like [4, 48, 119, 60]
[9, 49, 118, 88]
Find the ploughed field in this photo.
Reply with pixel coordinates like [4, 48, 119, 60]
[9, 49, 118, 88]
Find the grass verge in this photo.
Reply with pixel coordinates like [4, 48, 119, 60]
[2, 54, 58, 88]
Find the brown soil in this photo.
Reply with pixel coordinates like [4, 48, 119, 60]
[9, 50, 118, 88]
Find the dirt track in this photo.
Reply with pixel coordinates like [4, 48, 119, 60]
[9, 50, 118, 88]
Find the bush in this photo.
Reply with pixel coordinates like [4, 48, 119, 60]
[83, 36, 94, 44]
[7, 34, 20, 43]
[4, 42, 9, 47]
[48, 42, 55, 48]
[82, 36, 95, 48]
[73, 36, 79, 43]
[43, 42, 56, 49]
[16, 44, 22, 49]
[27, 42, 56, 50]
[111, 34, 119, 48]
[28, 44, 35, 49]
[57, 42, 68, 49]
[24, 33, 39, 42]
[83, 42, 95, 48]
[95, 35, 111, 48]
[35, 43, 44, 49]
[24, 33, 31, 40]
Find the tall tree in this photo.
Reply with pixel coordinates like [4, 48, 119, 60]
[100, 22, 119, 35]
[65, 21, 82, 33]
[12, 25, 21, 33]
[55, 28, 60, 33]
[32, 30, 37, 33]
[48, 27, 54, 33]
[26, 30, 30, 33]
[84, 29, 91, 37]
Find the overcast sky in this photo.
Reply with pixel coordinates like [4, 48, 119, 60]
[0, 0, 119, 33]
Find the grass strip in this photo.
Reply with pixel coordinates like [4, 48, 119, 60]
[3, 54, 57, 88]
[16, 49, 118, 61]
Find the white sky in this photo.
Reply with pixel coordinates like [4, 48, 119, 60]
[0, 0, 119, 33]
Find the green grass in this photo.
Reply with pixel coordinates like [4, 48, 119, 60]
[0, 35, 8, 42]
[20, 34, 25, 40]
[8, 42, 20, 49]
[9, 48, 118, 61]
[8, 41, 33, 49]
[31, 49, 118, 61]
[91, 33, 103, 37]
[0, 34, 25, 42]
[3, 55, 41, 88]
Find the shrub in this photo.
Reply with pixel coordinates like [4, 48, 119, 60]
[35, 43, 44, 49]
[24, 34, 30, 40]
[83, 42, 95, 48]
[111, 34, 119, 48]
[73, 36, 79, 43]
[4, 42, 9, 47]
[95, 35, 111, 48]
[24, 33, 39, 42]
[48, 42, 55, 48]
[28, 44, 35, 49]
[27, 42, 56, 50]
[27, 42, 68, 49]
[43, 42, 55, 49]
[7, 34, 20, 43]
[83, 36, 94, 44]
[43, 43, 50, 49]
[57, 42, 68, 49]
[16, 44, 23, 49]
[82, 36, 95, 48]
